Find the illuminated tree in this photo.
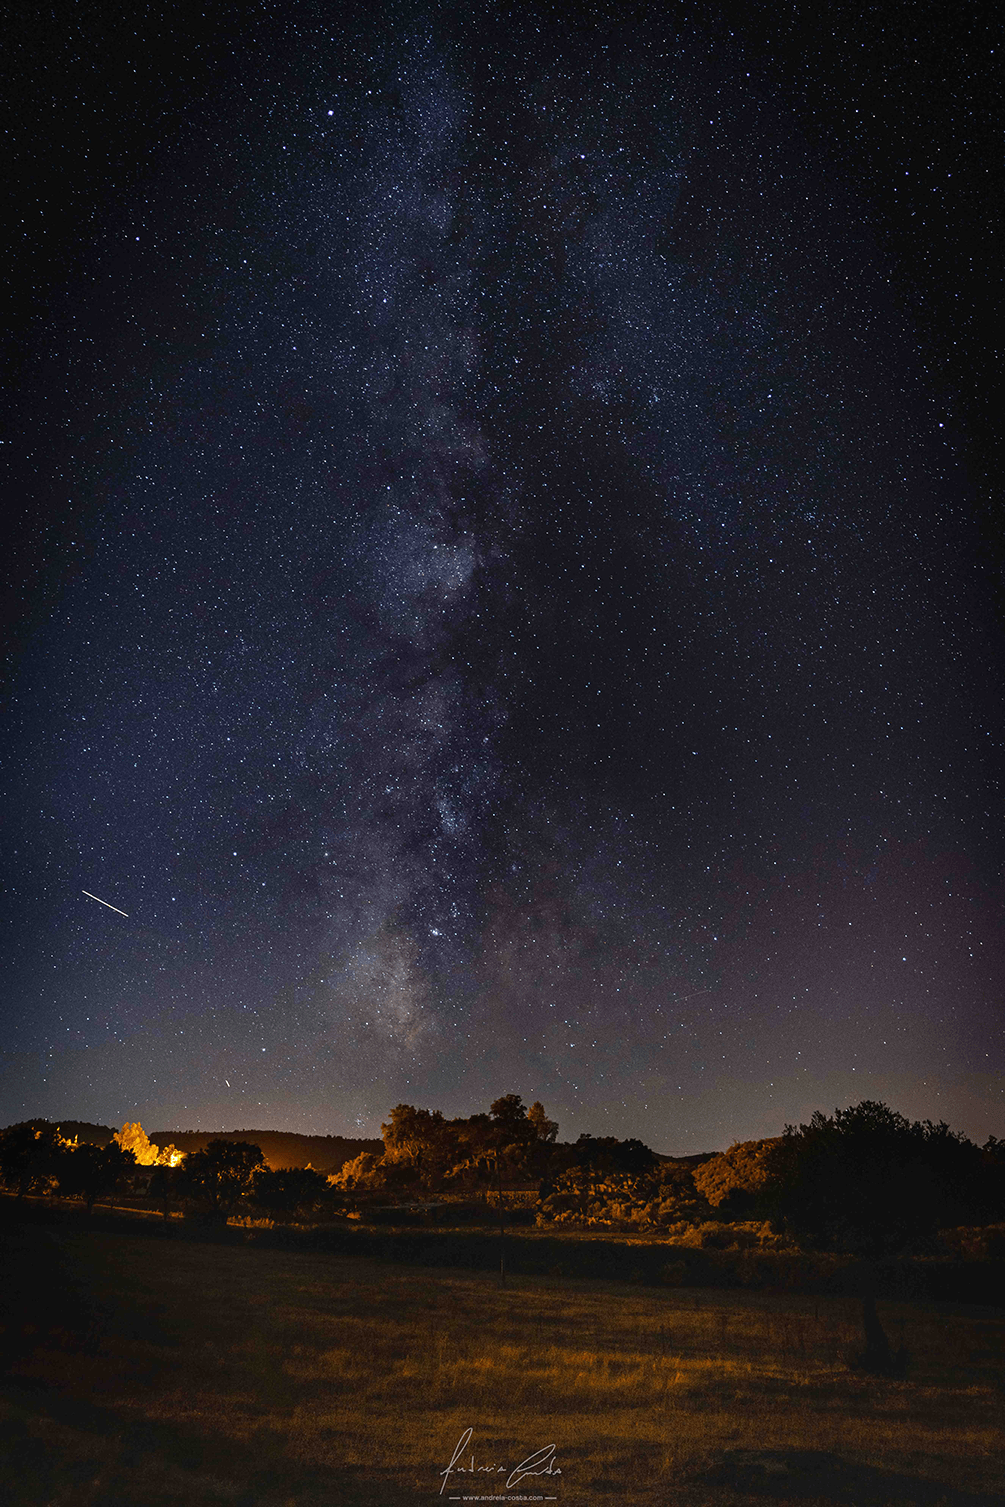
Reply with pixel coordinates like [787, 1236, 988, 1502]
[329, 1151, 386, 1191]
[381, 1105, 448, 1182]
[114, 1122, 160, 1166]
[527, 1102, 559, 1144]
[377, 1097, 562, 1193]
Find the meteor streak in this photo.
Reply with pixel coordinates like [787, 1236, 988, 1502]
[81, 890, 129, 918]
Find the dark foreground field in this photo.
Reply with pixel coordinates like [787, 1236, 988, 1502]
[2, 1208, 1003, 1506]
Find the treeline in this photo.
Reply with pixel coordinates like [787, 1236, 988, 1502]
[147, 1128, 383, 1173]
[2, 1098, 1004, 1262]
[41, 1122, 382, 1172]
[337, 1096, 1005, 1260]
[0, 1123, 340, 1224]
[536, 1104, 1005, 1261]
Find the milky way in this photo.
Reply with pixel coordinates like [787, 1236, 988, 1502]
[3, 3, 1001, 1148]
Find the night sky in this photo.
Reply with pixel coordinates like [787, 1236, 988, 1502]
[3, 2, 1001, 1152]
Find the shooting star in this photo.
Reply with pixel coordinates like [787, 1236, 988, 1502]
[82, 890, 129, 918]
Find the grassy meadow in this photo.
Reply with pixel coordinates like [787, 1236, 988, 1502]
[2, 1210, 1004, 1506]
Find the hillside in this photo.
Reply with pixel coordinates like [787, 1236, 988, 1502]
[148, 1128, 383, 1173]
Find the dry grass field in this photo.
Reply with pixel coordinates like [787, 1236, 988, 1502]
[1, 1213, 1003, 1506]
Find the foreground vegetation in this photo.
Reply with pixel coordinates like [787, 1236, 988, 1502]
[2, 1205, 1003, 1506]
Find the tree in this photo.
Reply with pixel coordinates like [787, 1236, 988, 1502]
[148, 1163, 186, 1220]
[375, 1097, 562, 1195]
[767, 1101, 981, 1257]
[328, 1150, 391, 1198]
[113, 1121, 183, 1167]
[565, 1135, 657, 1176]
[487, 1095, 563, 1182]
[452, 1112, 495, 1166]
[439, 1114, 496, 1195]
[56, 1142, 136, 1214]
[253, 1167, 331, 1222]
[489, 1094, 529, 1133]
[181, 1139, 266, 1221]
[114, 1122, 157, 1165]
[767, 1100, 984, 1373]
[527, 1102, 559, 1145]
[981, 1136, 1005, 1223]
[0, 1121, 65, 1197]
[381, 1105, 449, 1184]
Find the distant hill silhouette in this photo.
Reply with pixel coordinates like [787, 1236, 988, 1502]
[659, 1151, 720, 1165]
[148, 1128, 383, 1173]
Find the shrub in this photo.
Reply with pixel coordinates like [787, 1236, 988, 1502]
[937, 1224, 1005, 1261]
[329, 1151, 389, 1192]
[253, 1167, 331, 1222]
[692, 1138, 782, 1214]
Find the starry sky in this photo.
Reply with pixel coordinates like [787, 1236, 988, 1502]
[3, 1, 1001, 1151]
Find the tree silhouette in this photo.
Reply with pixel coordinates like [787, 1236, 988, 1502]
[0, 1121, 65, 1197]
[768, 1100, 980, 1257]
[767, 1100, 984, 1373]
[181, 1139, 266, 1222]
[148, 1163, 185, 1220]
[56, 1142, 136, 1214]
[252, 1166, 331, 1222]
